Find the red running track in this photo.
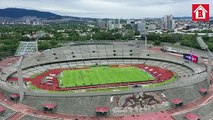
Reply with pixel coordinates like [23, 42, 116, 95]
[8, 64, 174, 91]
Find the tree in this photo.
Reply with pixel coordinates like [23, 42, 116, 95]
[153, 40, 161, 46]
[38, 41, 51, 50]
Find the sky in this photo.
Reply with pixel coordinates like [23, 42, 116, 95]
[0, 0, 212, 18]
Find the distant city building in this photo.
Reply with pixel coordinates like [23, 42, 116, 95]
[126, 19, 132, 24]
[106, 19, 122, 30]
[147, 24, 157, 30]
[107, 19, 115, 30]
[114, 19, 122, 29]
[97, 20, 106, 29]
[26, 18, 31, 25]
[126, 19, 135, 25]
[162, 15, 175, 31]
[32, 21, 43, 26]
[0, 16, 44, 25]
[137, 20, 147, 34]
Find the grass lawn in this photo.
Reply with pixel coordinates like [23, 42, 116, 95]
[58, 66, 155, 88]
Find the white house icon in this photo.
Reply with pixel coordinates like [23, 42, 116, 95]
[194, 5, 208, 19]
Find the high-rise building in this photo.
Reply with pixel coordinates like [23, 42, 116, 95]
[107, 19, 115, 30]
[162, 15, 175, 31]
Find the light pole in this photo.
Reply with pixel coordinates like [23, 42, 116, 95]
[139, 31, 148, 50]
[33, 31, 43, 52]
[197, 36, 212, 85]
[16, 56, 25, 101]
[138, 20, 147, 50]
[143, 34, 147, 50]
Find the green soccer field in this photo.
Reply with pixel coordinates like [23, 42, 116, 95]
[58, 66, 155, 88]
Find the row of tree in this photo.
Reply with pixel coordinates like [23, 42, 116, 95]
[147, 33, 213, 51]
[1, 23, 213, 59]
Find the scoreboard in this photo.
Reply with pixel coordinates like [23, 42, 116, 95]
[183, 54, 199, 63]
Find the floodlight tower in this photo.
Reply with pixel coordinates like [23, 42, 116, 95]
[197, 36, 212, 85]
[16, 31, 43, 102]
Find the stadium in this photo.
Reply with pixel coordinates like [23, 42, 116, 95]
[0, 40, 212, 120]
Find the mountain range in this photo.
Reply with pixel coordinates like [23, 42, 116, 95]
[0, 8, 62, 19]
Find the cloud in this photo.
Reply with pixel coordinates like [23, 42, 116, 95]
[0, 0, 212, 18]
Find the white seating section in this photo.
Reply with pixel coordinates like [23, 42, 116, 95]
[0, 41, 206, 86]
[11, 59, 195, 79]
